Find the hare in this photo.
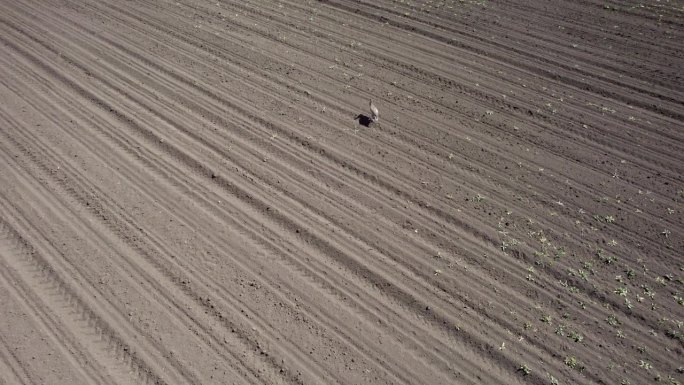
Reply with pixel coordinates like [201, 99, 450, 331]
[369, 99, 379, 122]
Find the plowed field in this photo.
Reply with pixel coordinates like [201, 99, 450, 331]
[1, 0, 682, 384]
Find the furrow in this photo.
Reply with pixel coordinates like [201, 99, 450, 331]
[0, 33, 489, 385]
[0, 200, 172, 385]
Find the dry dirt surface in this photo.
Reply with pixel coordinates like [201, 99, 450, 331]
[0, 0, 682, 384]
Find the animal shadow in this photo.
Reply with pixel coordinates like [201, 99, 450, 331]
[354, 114, 373, 127]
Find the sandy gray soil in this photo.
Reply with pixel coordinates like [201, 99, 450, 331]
[0, 0, 682, 384]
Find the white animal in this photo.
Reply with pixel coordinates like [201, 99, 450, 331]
[369, 99, 379, 122]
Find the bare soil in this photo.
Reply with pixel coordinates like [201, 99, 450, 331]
[0, 0, 682, 384]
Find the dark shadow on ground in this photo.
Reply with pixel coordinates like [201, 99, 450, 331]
[355, 114, 373, 127]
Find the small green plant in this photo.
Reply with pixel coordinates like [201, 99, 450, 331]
[554, 247, 566, 259]
[625, 298, 634, 309]
[555, 324, 566, 336]
[596, 249, 617, 264]
[578, 269, 589, 281]
[605, 215, 615, 223]
[534, 249, 548, 258]
[607, 315, 620, 326]
[665, 329, 682, 340]
[642, 285, 656, 299]
[569, 330, 584, 342]
[518, 364, 531, 375]
[639, 360, 652, 370]
[564, 356, 584, 371]
[615, 287, 628, 296]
